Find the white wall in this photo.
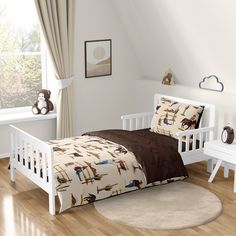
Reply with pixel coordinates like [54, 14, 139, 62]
[113, 0, 236, 135]
[114, 0, 236, 94]
[73, 0, 141, 135]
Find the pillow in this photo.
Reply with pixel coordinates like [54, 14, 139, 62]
[150, 97, 204, 140]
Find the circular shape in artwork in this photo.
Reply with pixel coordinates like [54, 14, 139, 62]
[93, 47, 106, 60]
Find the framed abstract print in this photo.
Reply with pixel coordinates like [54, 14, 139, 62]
[84, 39, 112, 78]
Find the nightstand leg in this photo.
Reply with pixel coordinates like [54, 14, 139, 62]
[208, 160, 222, 183]
[224, 162, 229, 178]
[207, 159, 213, 173]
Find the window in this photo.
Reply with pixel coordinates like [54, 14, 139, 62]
[0, 0, 44, 110]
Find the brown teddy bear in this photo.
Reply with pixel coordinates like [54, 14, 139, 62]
[162, 69, 175, 85]
[32, 89, 54, 115]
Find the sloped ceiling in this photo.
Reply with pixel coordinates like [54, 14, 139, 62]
[112, 0, 236, 92]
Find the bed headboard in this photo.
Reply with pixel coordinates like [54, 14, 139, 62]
[154, 94, 215, 128]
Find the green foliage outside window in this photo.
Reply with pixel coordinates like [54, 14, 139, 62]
[0, 2, 42, 109]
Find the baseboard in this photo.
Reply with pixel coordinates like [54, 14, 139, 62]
[0, 153, 10, 159]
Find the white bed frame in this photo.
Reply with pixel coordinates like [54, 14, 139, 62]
[9, 94, 215, 215]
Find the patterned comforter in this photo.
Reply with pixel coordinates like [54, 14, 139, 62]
[48, 129, 188, 213]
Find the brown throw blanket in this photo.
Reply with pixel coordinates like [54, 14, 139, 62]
[84, 129, 188, 184]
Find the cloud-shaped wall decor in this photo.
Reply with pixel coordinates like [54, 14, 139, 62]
[199, 75, 224, 92]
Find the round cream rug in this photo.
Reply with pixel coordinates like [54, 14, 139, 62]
[94, 181, 222, 230]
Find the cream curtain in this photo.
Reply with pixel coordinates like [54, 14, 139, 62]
[34, 0, 75, 138]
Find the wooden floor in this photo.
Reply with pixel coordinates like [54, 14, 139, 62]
[0, 158, 236, 236]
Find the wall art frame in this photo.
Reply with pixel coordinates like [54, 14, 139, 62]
[84, 39, 112, 78]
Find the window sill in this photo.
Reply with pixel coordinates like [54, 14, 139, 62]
[0, 111, 57, 125]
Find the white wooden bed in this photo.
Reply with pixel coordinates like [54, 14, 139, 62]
[9, 94, 215, 215]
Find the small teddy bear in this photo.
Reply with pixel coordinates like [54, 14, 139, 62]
[32, 89, 54, 115]
[162, 69, 175, 85]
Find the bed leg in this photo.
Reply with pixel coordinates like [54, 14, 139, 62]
[224, 163, 229, 178]
[10, 159, 16, 182]
[49, 193, 56, 215]
[207, 159, 213, 173]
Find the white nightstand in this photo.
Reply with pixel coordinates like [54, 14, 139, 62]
[204, 140, 236, 192]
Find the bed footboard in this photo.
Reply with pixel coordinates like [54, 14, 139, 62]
[121, 112, 153, 130]
[9, 125, 56, 215]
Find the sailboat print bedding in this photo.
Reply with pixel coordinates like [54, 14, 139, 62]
[49, 129, 188, 213]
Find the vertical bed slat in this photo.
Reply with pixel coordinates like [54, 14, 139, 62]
[122, 119, 125, 130]
[185, 135, 189, 152]
[130, 119, 133, 131]
[36, 149, 40, 178]
[136, 118, 139, 130]
[199, 132, 203, 150]
[42, 152, 47, 182]
[24, 141, 28, 168]
[205, 131, 209, 142]
[142, 117, 145, 129]
[186, 135, 190, 152]
[30, 145, 34, 173]
[147, 116, 151, 128]
[19, 139, 23, 165]
[178, 136, 182, 153]
[14, 135, 18, 161]
[192, 133, 196, 151]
